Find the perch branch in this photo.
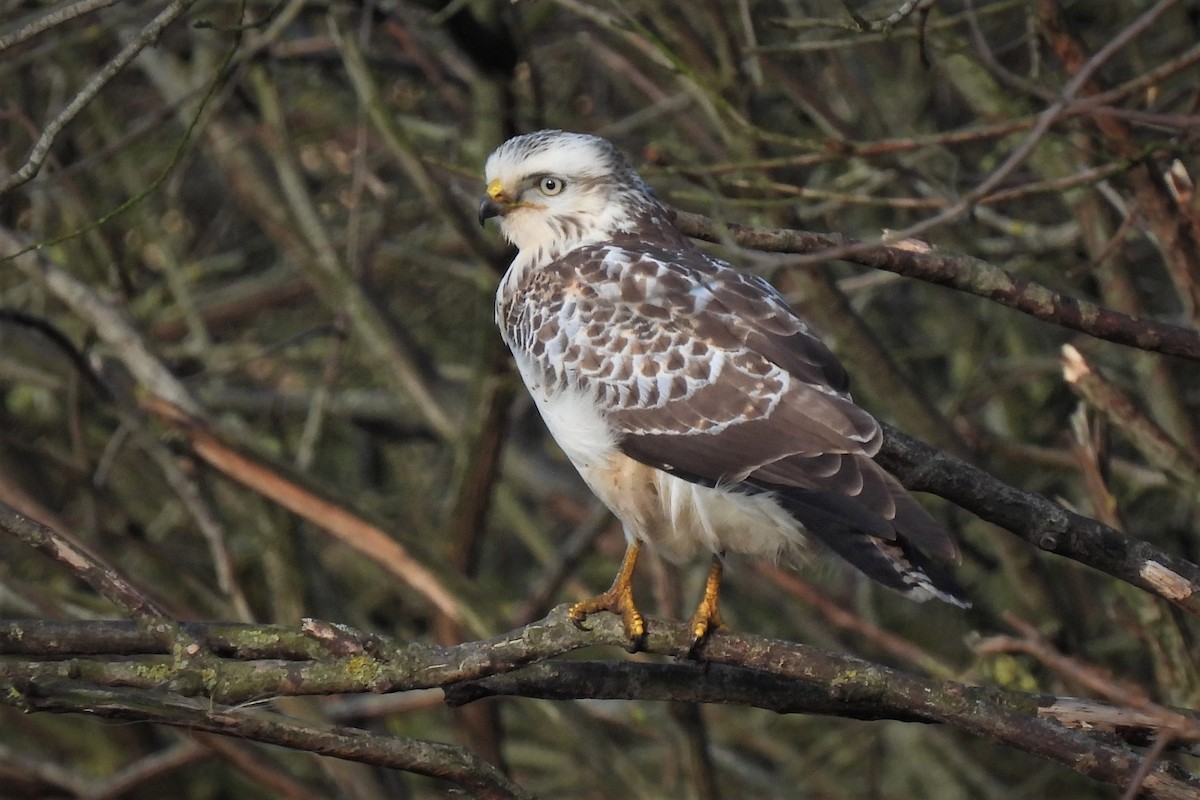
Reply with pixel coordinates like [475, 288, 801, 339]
[3, 611, 1200, 798]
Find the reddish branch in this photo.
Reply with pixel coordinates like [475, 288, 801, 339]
[139, 396, 471, 627]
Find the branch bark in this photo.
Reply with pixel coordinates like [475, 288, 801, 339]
[673, 211, 1200, 362]
[877, 424, 1200, 616]
[3, 611, 1199, 799]
[14, 681, 533, 800]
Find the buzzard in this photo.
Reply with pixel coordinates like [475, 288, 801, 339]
[479, 130, 967, 649]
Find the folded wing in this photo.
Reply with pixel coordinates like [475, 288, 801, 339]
[514, 241, 965, 604]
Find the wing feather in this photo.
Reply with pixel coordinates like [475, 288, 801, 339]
[499, 240, 959, 565]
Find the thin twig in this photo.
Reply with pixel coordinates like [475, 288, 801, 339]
[0, 0, 196, 193]
[0, 0, 120, 53]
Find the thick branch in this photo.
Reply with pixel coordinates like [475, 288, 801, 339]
[445, 659, 1200, 754]
[3, 611, 1199, 798]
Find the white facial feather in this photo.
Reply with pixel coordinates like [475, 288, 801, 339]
[483, 131, 649, 270]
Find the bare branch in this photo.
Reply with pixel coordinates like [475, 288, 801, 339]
[0, 501, 167, 625]
[876, 424, 1200, 615]
[0, 0, 196, 194]
[4, 611, 1200, 799]
[13, 682, 535, 800]
[0, 0, 120, 53]
[674, 211, 1200, 362]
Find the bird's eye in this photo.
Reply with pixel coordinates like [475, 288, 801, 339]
[538, 176, 565, 196]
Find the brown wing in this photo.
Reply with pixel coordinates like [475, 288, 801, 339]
[504, 241, 959, 567]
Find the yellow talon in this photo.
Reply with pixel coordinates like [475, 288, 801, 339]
[685, 554, 725, 656]
[569, 541, 646, 651]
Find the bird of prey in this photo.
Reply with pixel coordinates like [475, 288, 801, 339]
[479, 130, 967, 649]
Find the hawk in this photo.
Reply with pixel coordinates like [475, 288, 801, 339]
[479, 130, 967, 649]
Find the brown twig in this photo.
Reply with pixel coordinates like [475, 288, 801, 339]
[979, 613, 1200, 743]
[1062, 345, 1200, 489]
[82, 740, 209, 800]
[674, 211, 1200, 361]
[0, 500, 167, 625]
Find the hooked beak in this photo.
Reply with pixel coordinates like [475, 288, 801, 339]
[478, 178, 509, 226]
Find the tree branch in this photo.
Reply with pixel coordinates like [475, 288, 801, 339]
[3, 611, 1200, 798]
[673, 211, 1200, 362]
[0, 501, 168, 626]
[0, 0, 196, 194]
[876, 424, 1200, 615]
[12, 681, 534, 800]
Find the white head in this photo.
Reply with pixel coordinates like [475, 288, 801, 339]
[479, 130, 662, 265]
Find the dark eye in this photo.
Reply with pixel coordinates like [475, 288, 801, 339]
[538, 176, 564, 196]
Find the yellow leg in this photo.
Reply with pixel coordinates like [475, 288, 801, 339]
[686, 554, 725, 654]
[569, 541, 645, 649]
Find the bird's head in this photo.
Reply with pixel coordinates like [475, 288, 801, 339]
[479, 130, 660, 262]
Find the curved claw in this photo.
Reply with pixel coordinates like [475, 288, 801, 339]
[569, 542, 645, 650]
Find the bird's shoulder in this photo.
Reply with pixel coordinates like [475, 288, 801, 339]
[544, 239, 803, 331]
[503, 238, 852, 393]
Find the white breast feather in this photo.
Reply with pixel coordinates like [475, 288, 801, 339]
[512, 351, 616, 470]
[651, 472, 806, 563]
[514, 347, 806, 562]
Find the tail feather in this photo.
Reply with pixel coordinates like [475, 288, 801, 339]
[775, 488, 971, 607]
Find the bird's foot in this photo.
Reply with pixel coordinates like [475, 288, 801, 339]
[569, 589, 645, 651]
[569, 542, 645, 652]
[684, 554, 725, 658]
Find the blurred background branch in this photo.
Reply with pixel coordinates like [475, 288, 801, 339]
[3, 0, 1200, 796]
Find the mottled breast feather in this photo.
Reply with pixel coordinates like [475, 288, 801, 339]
[493, 233, 946, 537]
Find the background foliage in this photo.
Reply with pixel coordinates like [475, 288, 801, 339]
[2, 0, 1200, 797]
